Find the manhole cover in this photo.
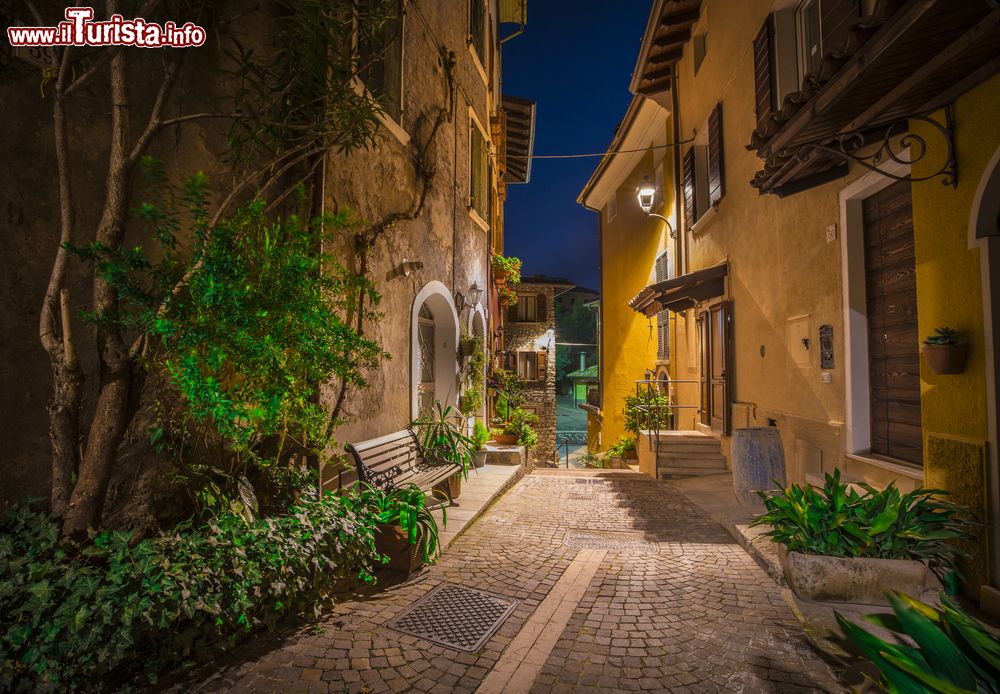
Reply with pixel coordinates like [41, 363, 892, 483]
[386, 583, 518, 652]
[564, 529, 659, 553]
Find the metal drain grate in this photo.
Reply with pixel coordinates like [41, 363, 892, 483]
[564, 529, 659, 553]
[386, 583, 518, 652]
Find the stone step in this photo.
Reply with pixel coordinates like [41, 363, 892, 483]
[658, 466, 731, 479]
[657, 454, 727, 469]
[656, 443, 725, 455]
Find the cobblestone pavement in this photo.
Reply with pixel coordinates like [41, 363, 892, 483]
[176, 471, 842, 693]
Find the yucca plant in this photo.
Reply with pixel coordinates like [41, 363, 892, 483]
[352, 483, 445, 564]
[838, 591, 1000, 693]
[752, 469, 974, 579]
[412, 401, 476, 479]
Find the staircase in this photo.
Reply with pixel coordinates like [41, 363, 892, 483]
[651, 430, 727, 479]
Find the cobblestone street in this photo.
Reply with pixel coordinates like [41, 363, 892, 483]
[181, 471, 842, 693]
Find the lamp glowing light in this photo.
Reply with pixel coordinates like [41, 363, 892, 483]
[636, 177, 657, 213]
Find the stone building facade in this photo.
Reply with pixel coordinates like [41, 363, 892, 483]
[503, 277, 573, 465]
[0, 0, 533, 510]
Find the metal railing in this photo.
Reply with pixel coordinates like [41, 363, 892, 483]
[556, 431, 588, 468]
[633, 378, 700, 461]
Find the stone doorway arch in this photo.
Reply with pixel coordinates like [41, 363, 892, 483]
[411, 281, 460, 419]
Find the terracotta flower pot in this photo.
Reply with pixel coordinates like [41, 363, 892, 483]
[624, 448, 638, 460]
[494, 433, 518, 445]
[493, 268, 508, 285]
[374, 524, 423, 575]
[922, 343, 968, 375]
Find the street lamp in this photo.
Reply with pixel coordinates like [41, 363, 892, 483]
[635, 176, 675, 238]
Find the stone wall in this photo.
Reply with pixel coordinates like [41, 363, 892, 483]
[504, 282, 560, 465]
[0, 0, 504, 508]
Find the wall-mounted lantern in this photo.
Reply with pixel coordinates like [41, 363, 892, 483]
[635, 176, 675, 238]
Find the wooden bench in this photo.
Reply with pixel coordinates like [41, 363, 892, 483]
[345, 428, 460, 495]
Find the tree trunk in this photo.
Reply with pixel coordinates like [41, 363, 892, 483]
[61, 38, 134, 537]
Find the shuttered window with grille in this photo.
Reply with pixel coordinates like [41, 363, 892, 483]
[470, 121, 489, 220]
[707, 102, 725, 207]
[655, 251, 673, 362]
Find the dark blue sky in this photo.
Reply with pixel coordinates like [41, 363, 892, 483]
[500, 1, 651, 291]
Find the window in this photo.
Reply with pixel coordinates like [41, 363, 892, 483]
[681, 102, 724, 228]
[469, 0, 485, 62]
[795, 0, 822, 78]
[694, 32, 708, 75]
[513, 350, 548, 382]
[509, 292, 546, 323]
[515, 295, 537, 322]
[357, 0, 404, 122]
[517, 352, 537, 381]
[470, 119, 489, 220]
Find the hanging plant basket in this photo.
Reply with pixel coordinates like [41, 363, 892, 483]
[460, 338, 477, 357]
[494, 269, 508, 286]
[922, 343, 968, 375]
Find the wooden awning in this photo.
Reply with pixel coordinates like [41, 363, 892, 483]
[749, 0, 1000, 196]
[629, 261, 727, 317]
[502, 94, 535, 184]
[632, 0, 703, 96]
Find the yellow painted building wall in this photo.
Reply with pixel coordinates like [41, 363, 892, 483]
[911, 74, 1000, 590]
[596, 152, 669, 451]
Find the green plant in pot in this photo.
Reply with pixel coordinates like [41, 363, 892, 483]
[412, 401, 476, 500]
[922, 326, 968, 375]
[837, 590, 1000, 693]
[752, 469, 974, 604]
[624, 391, 672, 437]
[504, 407, 539, 449]
[459, 337, 486, 416]
[354, 483, 444, 574]
[471, 419, 490, 468]
[607, 434, 637, 462]
[491, 254, 522, 286]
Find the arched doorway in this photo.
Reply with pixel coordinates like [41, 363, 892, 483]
[969, 144, 1000, 587]
[411, 282, 460, 419]
[468, 304, 487, 421]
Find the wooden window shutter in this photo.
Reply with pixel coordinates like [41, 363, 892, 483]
[682, 148, 697, 228]
[707, 102, 724, 206]
[752, 16, 775, 134]
[504, 351, 515, 371]
[821, 0, 861, 56]
[536, 293, 546, 322]
[536, 350, 547, 380]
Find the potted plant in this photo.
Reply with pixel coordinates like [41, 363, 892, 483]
[459, 337, 486, 416]
[504, 407, 539, 449]
[412, 401, 475, 500]
[607, 434, 637, 461]
[624, 391, 672, 436]
[752, 469, 974, 605]
[459, 334, 480, 358]
[922, 326, 968, 375]
[498, 285, 519, 307]
[491, 254, 522, 286]
[471, 419, 490, 468]
[354, 482, 444, 575]
[491, 421, 517, 445]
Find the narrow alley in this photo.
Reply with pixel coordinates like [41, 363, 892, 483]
[179, 471, 841, 693]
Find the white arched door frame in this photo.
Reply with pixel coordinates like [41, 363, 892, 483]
[410, 281, 460, 420]
[968, 144, 1000, 587]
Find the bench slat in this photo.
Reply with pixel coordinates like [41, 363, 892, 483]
[351, 429, 417, 454]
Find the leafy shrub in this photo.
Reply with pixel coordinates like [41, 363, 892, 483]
[504, 407, 538, 449]
[0, 493, 377, 691]
[623, 391, 671, 434]
[471, 420, 490, 451]
[838, 591, 1000, 693]
[752, 469, 973, 577]
[606, 435, 636, 459]
[490, 254, 522, 283]
[489, 367, 524, 417]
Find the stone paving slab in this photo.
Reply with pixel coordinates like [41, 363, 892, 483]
[172, 469, 843, 693]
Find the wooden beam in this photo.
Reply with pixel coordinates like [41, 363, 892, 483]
[637, 77, 672, 95]
[643, 66, 674, 83]
[653, 27, 691, 47]
[843, 8, 1000, 131]
[659, 9, 700, 28]
[648, 48, 683, 65]
[766, 0, 946, 155]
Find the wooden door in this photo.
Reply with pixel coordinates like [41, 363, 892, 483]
[863, 180, 923, 465]
[698, 301, 731, 433]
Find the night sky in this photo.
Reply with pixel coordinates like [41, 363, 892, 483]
[500, 1, 652, 292]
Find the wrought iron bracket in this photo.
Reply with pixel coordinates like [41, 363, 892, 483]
[779, 106, 957, 187]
